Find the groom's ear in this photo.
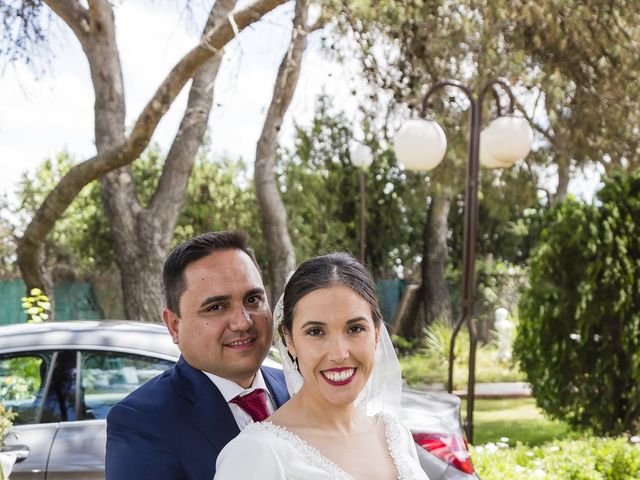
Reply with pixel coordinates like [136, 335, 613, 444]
[163, 307, 180, 345]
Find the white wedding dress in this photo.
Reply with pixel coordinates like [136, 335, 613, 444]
[214, 413, 429, 480]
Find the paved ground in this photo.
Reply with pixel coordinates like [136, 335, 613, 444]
[418, 382, 532, 399]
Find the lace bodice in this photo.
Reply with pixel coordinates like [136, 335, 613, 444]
[214, 413, 429, 480]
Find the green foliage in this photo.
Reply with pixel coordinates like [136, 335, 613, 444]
[399, 346, 524, 388]
[344, 0, 640, 181]
[278, 96, 426, 277]
[0, 404, 16, 448]
[15, 145, 267, 283]
[173, 155, 265, 261]
[17, 151, 112, 275]
[0, 357, 41, 402]
[472, 436, 640, 479]
[391, 334, 421, 355]
[504, 1, 640, 173]
[449, 168, 547, 268]
[397, 321, 524, 387]
[20, 288, 50, 323]
[0, 194, 18, 280]
[515, 170, 640, 435]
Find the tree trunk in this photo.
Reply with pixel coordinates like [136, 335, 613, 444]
[254, 0, 309, 302]
[101, 38, 225, 319]
[17, 0, 287, 301]
[552, 152, 571, 205]
[422, 188, 453, 327]
[92, 1, 225, 320]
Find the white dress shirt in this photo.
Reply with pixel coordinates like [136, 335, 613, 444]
[204, 370, 276, 429]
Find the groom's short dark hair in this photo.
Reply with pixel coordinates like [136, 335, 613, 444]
[162, 230, 260, 316]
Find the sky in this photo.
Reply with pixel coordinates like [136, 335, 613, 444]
[0, 1, 601, 208]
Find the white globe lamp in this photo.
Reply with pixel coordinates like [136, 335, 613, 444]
[393, 119, 447, 171]
[480, 130, 513, 169]
[350, 143, 374, 170]
[483, 115, 533, 166]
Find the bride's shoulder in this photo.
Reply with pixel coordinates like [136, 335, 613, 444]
[216, 423, 290, 478]
[219, 423, 294, 463]
[240, 421, 285, 438]
[239, 421, 301, 447]
[376, 413, 414, 444]
[376, 411, 403, 428]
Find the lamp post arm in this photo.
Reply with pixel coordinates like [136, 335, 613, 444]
[420, 80, 474, 118]
[480, 77, 517, 114]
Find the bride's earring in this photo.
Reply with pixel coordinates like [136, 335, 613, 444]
[287, 351, 300, 372]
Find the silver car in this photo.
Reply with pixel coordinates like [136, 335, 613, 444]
[0, 321, 478, 479]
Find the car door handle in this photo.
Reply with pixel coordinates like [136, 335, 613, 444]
[1, 444, 30, 463]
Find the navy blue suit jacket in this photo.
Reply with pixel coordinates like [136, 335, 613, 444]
[105, 356, 289, 480]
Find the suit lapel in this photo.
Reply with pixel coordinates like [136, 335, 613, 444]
[172, 357, 240, 454]
[262, 367, 290, 407]
[171, 359, 289, 454]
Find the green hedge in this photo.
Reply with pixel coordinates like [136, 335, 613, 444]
[515, 170, 640, 434]
[472, 437, 640, 479]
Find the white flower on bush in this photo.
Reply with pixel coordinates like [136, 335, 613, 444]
[483, 442, 502, 454]
[532, 468, 546, 478]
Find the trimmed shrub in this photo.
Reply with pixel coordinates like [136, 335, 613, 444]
[514, 170, 640, 435]
[471, 437, 640, 479]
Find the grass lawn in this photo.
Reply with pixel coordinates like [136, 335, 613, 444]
[465, 398, 582, 446]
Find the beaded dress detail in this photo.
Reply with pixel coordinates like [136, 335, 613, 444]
[241, 413, 428, 480]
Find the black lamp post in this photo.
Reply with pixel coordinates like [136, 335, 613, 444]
[350, 143, 374, 263]
[393, 78, 533, 443]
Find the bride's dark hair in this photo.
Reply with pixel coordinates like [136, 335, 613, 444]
[280, 252, 383, 339]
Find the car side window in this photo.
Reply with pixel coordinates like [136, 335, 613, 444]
[0, 352, 53, 425]
[80, 351, 173, 420]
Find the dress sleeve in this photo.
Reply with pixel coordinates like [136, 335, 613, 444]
[398, 421, 422, 465]
[214, 432, 287, 480]
[387, 415, 431, 480]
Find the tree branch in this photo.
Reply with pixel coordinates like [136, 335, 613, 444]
[513, 94, 555, 144]
[18, 0, 288, 289]
[149, 0, 236, 217]
[44, 0, 90, 39]
[254, 0, 308, 300]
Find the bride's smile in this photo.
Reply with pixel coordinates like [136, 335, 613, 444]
[321, 367, 356, 385]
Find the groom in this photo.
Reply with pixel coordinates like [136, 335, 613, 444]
[106, 231, 289, 479]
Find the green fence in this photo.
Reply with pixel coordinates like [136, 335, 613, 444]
[1, 278, 402, 325]
[0, 279, 104, 325]
[376, 279, 405, 325]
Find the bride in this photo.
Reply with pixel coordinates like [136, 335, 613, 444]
[214, 252, 429, 479]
